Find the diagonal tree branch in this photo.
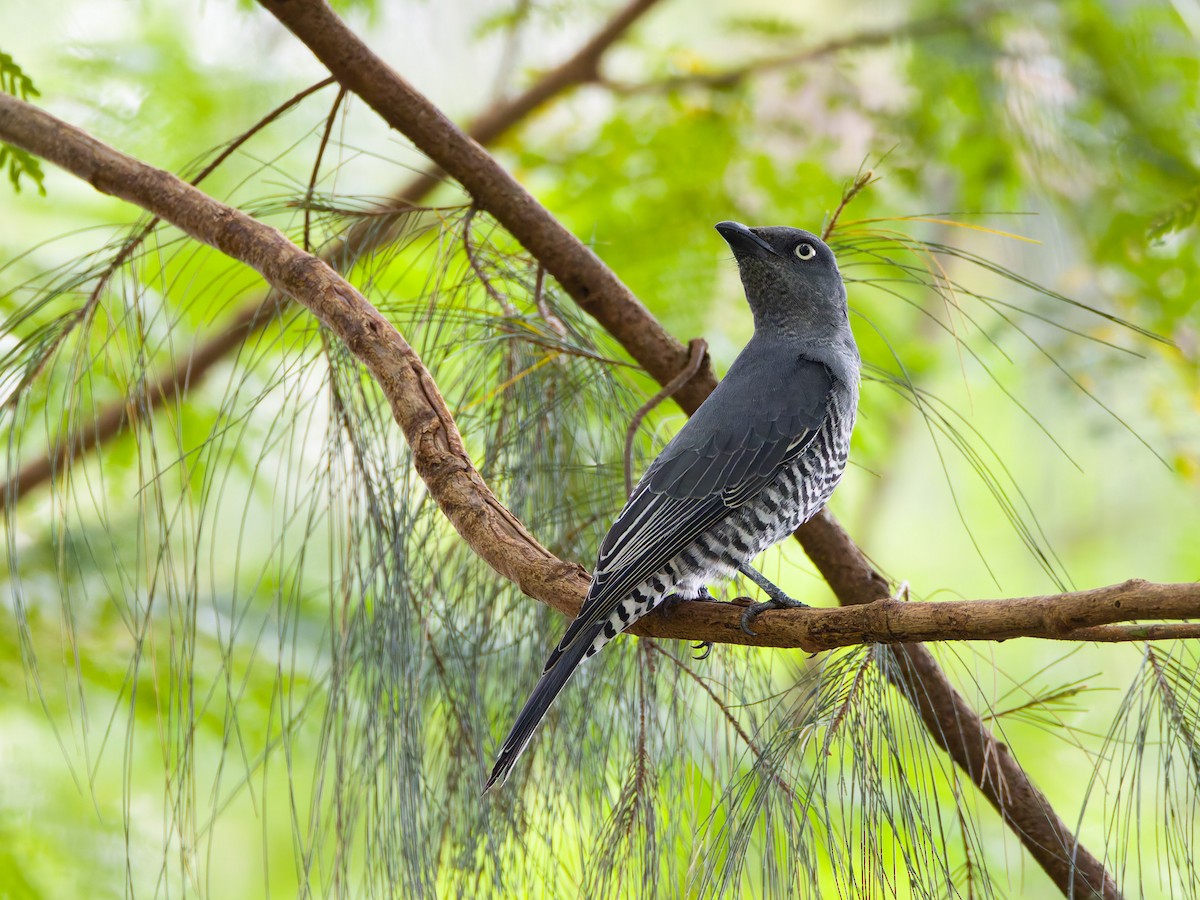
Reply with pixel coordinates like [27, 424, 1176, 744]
[249, 3, 1122, 895]
[256, 0, 718, 411]
[0, 0, 667, 513]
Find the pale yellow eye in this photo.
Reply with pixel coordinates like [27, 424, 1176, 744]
[794, 243, 816, 260]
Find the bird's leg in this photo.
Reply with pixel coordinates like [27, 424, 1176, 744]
[738, 563, 809, 636]
[659, 586, 717, 660]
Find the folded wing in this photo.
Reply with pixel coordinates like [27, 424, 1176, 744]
[547, 348, 835, 667]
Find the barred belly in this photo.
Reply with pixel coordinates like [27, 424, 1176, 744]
[585, 390, 854, 660]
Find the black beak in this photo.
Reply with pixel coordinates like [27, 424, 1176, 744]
[715, 220, 779, 257]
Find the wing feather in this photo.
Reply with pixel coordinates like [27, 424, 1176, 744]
[549, 350, 835, 664]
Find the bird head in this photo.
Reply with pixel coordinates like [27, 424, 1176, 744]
[715, 221, 850, 341]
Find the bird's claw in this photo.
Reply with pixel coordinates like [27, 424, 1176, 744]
[738, 595, 810, 636]
[658, 590, 716, 658]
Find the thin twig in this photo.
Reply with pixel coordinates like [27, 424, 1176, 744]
[1063, 623, 1200, 642]
[462, 204, 516, 315]
[822, 168, 877, 241]
[623, 338, 708, 498]
[303, 85, 348, 253]
[532, 263, 568, 336]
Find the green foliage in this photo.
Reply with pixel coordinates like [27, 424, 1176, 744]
[1149, 186, 1200, 241]
[0, 51, 38, 103]
[0, 50, 46, 194]
[0, 1, 1198, 897]
[724, 15, 805, 39]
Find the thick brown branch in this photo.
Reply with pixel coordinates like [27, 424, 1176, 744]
[764, 580, 1200, 650]
[1, 0, 664, 512]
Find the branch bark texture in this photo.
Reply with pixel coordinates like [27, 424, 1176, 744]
[0, 92, 584, 616]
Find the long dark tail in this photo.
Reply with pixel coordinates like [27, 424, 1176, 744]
[484, 623, 601, 792]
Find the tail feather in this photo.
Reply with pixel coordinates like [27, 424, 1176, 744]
[484, 624, 601, 792]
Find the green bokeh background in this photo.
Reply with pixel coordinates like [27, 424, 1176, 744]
[1, 0, 1198, 896]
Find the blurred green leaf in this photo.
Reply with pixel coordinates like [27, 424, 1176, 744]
[0, 50, 46, 195]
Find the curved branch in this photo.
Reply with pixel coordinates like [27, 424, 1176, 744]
[0, 0, 666, 512]
[247, 4, 1122, 895]
[0, 90, 587, 613]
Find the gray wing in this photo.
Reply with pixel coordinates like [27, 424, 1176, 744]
[549, 349, 834, 665]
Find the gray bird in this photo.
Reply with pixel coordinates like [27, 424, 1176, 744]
[485, 222, 860, 791]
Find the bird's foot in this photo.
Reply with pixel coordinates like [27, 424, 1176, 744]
[658, 588, 716, 660]
[735, 563, 810, 635]
[739, 593, 810, 637]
